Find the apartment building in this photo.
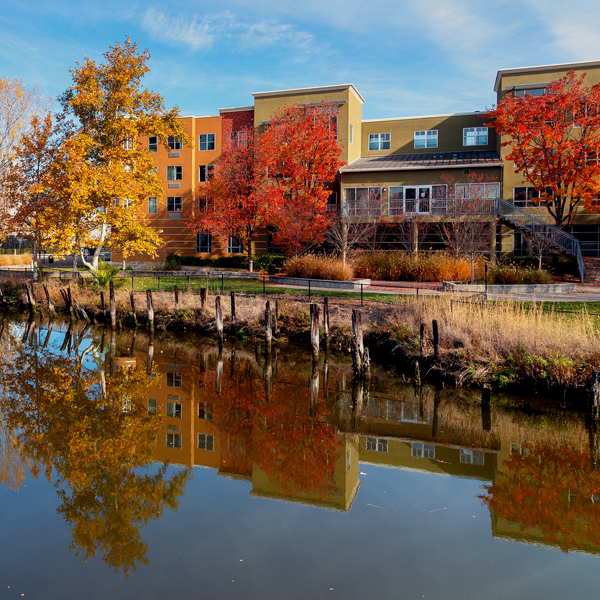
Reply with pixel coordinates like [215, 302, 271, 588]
[113, 59, 600, 264]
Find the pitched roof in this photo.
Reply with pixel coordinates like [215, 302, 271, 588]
[340, 150, 503, 173]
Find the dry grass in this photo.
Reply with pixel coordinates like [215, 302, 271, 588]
[284, 254, 354, 281]
[387, 296, 600, 386]
[352, 251, 482, 282]
[0, 254, 32, 267]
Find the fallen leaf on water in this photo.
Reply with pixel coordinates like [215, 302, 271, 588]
[367, 503, 397, 511]
[429, 506, 450, 513]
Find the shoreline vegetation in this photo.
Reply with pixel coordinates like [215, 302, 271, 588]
[2, 273, 599, 400]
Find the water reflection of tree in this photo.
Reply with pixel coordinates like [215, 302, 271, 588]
[480, 440, 600, 552]
[0, 331, 189, 576]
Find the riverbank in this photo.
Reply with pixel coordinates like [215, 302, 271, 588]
[5, 277, 600, 396]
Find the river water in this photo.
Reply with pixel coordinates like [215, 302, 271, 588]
[0, 318, 599, 599]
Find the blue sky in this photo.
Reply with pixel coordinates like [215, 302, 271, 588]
[2, 0, 600, 119]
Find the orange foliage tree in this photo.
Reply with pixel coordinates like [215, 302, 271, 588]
[47, 39, 190, 278]
[480, 442, 600, 552]
[256, 103, 344, 256]
[188, 129, 270, 270]
[0, 342, 189, 576]
[488, 70, 600, 230]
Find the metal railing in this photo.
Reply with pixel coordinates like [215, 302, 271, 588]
[581, 242, 600, 257]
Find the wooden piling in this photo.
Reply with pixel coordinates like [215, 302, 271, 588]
[310, 303, 320, 360]
[60, 288, 74, 319]
[481, 384, 491, 409]
[230, 291, 236, 330]
[27, 281, 36, 309]
[43, 285, 55, 313]
[352, 310, 364, 358]
[100, 290, 106, 316]
[130, 291, 137, 326]
[265, 300, 272, 349]
[146, 289, 154, 332]
[323, 297, 330, 342]
[146, 342, 154, 375]
[216, 347, 223, 394]
[109, 280, 116, 329]
[589, 368, 600, 420]
[310, 360, 319, 419]
[215, 296, 223, 347]
[72, 297, 90, 323]
[274, 300, 279, 334]
[174, 285, 179, 306]
[200, 287, 207, 309]
[43, 321, 54, 348]
[0, 284, 6, 306]
[432, 319, 439, 360]
[419, 323, 426, 357]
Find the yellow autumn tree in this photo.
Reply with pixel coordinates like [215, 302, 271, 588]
[44, 39, 190, 278]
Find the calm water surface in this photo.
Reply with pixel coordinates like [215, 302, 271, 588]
[1, 319, 599, 599]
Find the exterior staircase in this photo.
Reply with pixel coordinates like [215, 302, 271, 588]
[583, 257, 600, 285]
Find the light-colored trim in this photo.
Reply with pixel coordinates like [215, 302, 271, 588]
[493, 60, 600, 93]
[340, 162, 504, 173]
[180, 115, 220, 119]
[218, 106, 254, 114]
[252, 83, 365, 104]
[362, 111, 484, 123]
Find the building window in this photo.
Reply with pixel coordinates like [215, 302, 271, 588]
[327, 192, 337, 213]
[166, 372, 182, 387]
[199, 165, 215, 182]
[330, 116, 338, 140]
[343, 187, 382, 217]
[460, 449, 485, 465]
[166, 433, 182, 449]
[121, 198, 132, 208]
[197, 232, 212, 253]
[463, 127, 488, 146]
[411, 442, 435, 459]
[230, 131, 248, 148]
[456, 182, 500, 200]
[513, 186, 552, 207]
[350, 124, 353, 144]
[166, 402, 182, 419]
[123, 138, 133, 150]
[267, 227, 278, 255]
[167, 197, 182, 212]
[148, 197, 158, 214]
[414, 130, 438, 149]
[167, 166, 182, 181]
[148, 136, 158, 152]
[366, 437, 388, 452]
[514, 86, 547, 98]
[198, 402, 213, 420]
[199, 133, 215, 151]
[198, 433, 214, 451]
[368, 133, 391, 151]
[167, 136, 182, 150]
[147, 398, 157, 415]
[228, 236, 243, 254]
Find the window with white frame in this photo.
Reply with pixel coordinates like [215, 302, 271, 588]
[199, 133, 215, 151]
[414, 130, 438, 149]
[460, 448, 485, 465]
[366, 437, 388, 452]
[166, 401, 182, 419]
[167, 166, 182, 181]
[330, 115, 338, 140]
[198, 401, 213, 420]
[166, 433, 182, 449]
[369, 133, 391, 151]
[197, 232, 212, 253]
[123, 138, 133, 150]
[343, 187, 381, 217]
[121, 198, 132, 208]
[148, 197, 158, 214]
[199, 165, 215, 182]
[230, 131, 248, 148]
[166, 372, 182, 387]
[513, 186, 550, 207]
[456, 182, 500, 200]
[513, 86, 547, 98]
[463, 127, 488, 146]
[167, 136, 182, 150]
[167, 197, 182, 212]
[198, 433, 214, 451]
[228, 236, 243, 254]
[147, 398, 157, 414]
[350, 124, 354, 144]
[411, 442, 435, 459]
[148, 136, 158, 152]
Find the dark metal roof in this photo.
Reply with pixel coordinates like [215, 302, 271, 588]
[340, 150, 503, 173]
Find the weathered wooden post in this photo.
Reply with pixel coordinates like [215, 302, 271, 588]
[146, 289, 154, 332]
[130, 291, 137, 326]
[215, 346, 223, 394]
[59, 288, 74, 320]
[323, 357, 329, 401]
[100, 290, 106, 317]
[481, 383, 492, 431]
[273, 300, 279, 335]
[415, 359, 421, 388]
[419, 323, 426, 357]
[146, 342, 154, 375]
[432, 386, 442, 438]
[72, 297, 90, 323]
[351, 309, 369, 378]
[215, 296, 223, 348]
[230, 291, 236, 331]
[109, 280, 116, 329]
[432, 319, 439, 360]
[310, 303, 320, 360]
[200, 287, 207, 309]
[265, 300, 272, 350]
[264, 351, 272, 401]
[0, 284, 6, 307]
[323, 297, 330, 344]
[60, 323, 72, 353]
[310, 360, 319, 419]
[589, 368, 600, 420]
[27, 281, 36, 309]
[43, 321, 54, 348]
[350, 378, 365, 431]
[43, 285, 55, 313]
[174, 285, 179, 306]
[352, 309, 364, 358]
[589, 421, 600, 471]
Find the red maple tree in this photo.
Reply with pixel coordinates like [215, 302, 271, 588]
[256, 102, 344, 256]
[488, 70, 600, 230]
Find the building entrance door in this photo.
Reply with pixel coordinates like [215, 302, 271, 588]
[404, 186, 431, 214]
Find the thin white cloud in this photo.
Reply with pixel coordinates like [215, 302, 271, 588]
[140, 8, 314, 54]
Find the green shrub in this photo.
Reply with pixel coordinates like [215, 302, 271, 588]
[88, 261, 127, 290]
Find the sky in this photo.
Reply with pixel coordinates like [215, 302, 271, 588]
[2, 0, 600, 120]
